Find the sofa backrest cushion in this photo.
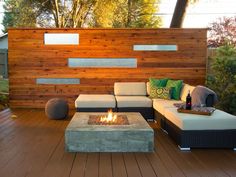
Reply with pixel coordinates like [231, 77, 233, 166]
[114, 82, 147, 96]
[146, 82, 150, 95]
[180, 84, 195, 102]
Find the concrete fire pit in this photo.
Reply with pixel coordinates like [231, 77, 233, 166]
[65, 112, 154, 152]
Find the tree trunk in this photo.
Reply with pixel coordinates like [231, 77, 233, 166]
[170, 0, 188, 28]
[126, 0, 132, 27]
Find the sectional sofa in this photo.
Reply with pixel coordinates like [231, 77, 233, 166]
[75, 82, 236, 150]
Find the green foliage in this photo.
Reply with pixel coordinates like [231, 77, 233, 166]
[125, 0, 162, 28]
[93, 0, 119, 27]
[2, 0, 36, 33]
[0, 79, 9, 93]
[95, 0, 162, 28]
[0, 79, 9, 110]
[207, 44, 236, 115]
[0, 94, 9, 107]
[3, 0, 162, 30]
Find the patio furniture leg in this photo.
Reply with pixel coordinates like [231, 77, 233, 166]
[178, 145, 190, 151]
[161, 128, 168, 134]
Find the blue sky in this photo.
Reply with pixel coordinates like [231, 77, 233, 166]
[0, 0, 236, 34]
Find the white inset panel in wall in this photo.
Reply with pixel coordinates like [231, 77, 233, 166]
[68, 58, 137, 68]
[133, 45, 177, 51]
[44, 33, 79, 45]
[36, 78, 80, 84]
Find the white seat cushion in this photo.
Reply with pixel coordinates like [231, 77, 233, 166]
[180, 84, 195, 102]
[75, 94, 116, 108]
[153, 99, 183, 115]
[114, 82, 147, 96]
[164, 108, 236, 130]
[116, 96, 152, 107]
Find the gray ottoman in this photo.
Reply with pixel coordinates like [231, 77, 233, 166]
[45, 98, 69, 119]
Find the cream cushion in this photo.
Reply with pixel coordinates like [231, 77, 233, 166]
[114, 82, 147, 96]
[152, 99, 183, 115]
[115, 96, 152, 107]
[180, 84, 195, 102]
[146, 82, 150, 95]
[164, 108, 236, 130]
[75, 94, 116, 108]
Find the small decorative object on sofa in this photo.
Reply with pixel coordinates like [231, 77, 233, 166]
[177, 106, 216, 116]
[191, 85, 217, 107]
[149, 78, 169, 87]
[185, 90, 192, 110]
[149, 86, 172, 100]
[166, 79, 183, 100]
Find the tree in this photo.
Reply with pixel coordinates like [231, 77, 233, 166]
[125, 0, 162, 28]
[170, 0, 198, 28]
[208, 16, 236, 48]
[93, 0, 119, 27]
[2, 0, 37, 33]
[3, 0, 162, 30]
[94, 0, 162, 28]
[207, 44, 236, 115]
[170, 0, 188, 28]
[31, 0, 97, 28]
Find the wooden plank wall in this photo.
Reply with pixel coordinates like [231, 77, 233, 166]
[8, 28, 207, 108]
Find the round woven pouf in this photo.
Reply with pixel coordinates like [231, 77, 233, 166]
[45, 98, 69, 119]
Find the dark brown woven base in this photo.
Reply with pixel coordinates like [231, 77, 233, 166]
[77, 107, 117, 112]
[157, 111, 236, 149]
[117, 107, 154, 121]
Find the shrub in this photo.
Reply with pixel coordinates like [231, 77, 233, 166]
[207, 44, 236, 115]
[0, 79, 9, 111]
[0, 94, 9, 110]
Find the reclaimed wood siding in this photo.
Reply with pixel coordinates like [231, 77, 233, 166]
[8, 28, 207, 108]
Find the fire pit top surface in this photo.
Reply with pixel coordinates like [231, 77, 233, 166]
[66, 112, 152, 131]
[88, 115, 129, 125]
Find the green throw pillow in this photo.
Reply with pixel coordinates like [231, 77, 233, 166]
[149, 87, 172, 100]
[166, 79, 183, 100]
[149, 78, 169, 87]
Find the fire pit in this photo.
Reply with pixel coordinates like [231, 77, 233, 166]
[88, 110, 129, 125]
[65, 112, 154, 152]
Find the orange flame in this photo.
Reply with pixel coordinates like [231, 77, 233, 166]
[100, 109, 117, 123]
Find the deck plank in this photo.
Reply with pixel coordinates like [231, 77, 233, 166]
[99, 153, 113, 177]
[146, 152, 171, 177]
[154, 132, 186, 177]
[135, 153, 157, 177]
[112, 153, 127, 177]
[0, 110, 45, 172]
[70, 153, 88, 177]
[84, 153, 99, 177]
[15, 114, 65, 177]
[123, 153, 142, 177]
[34, 121, 74, 177]
[0, 108, 236, 177]
[192, 150, 230, 177]
[158, 130, 207, 177]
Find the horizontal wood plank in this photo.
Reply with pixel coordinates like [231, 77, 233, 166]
[1, 108, 235, 177]
[8, 28, 207, 108]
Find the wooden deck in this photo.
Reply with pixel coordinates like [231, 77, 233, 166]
[0, 108, 236, 177]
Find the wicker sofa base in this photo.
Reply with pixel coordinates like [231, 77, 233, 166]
[117, 107, 154, 121]
[76, 108, 117, 112]
[158, 112, 236, 150]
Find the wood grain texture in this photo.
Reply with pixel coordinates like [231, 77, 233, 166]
[8, 28, 207, 108]
[1, 108, 235, 177]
